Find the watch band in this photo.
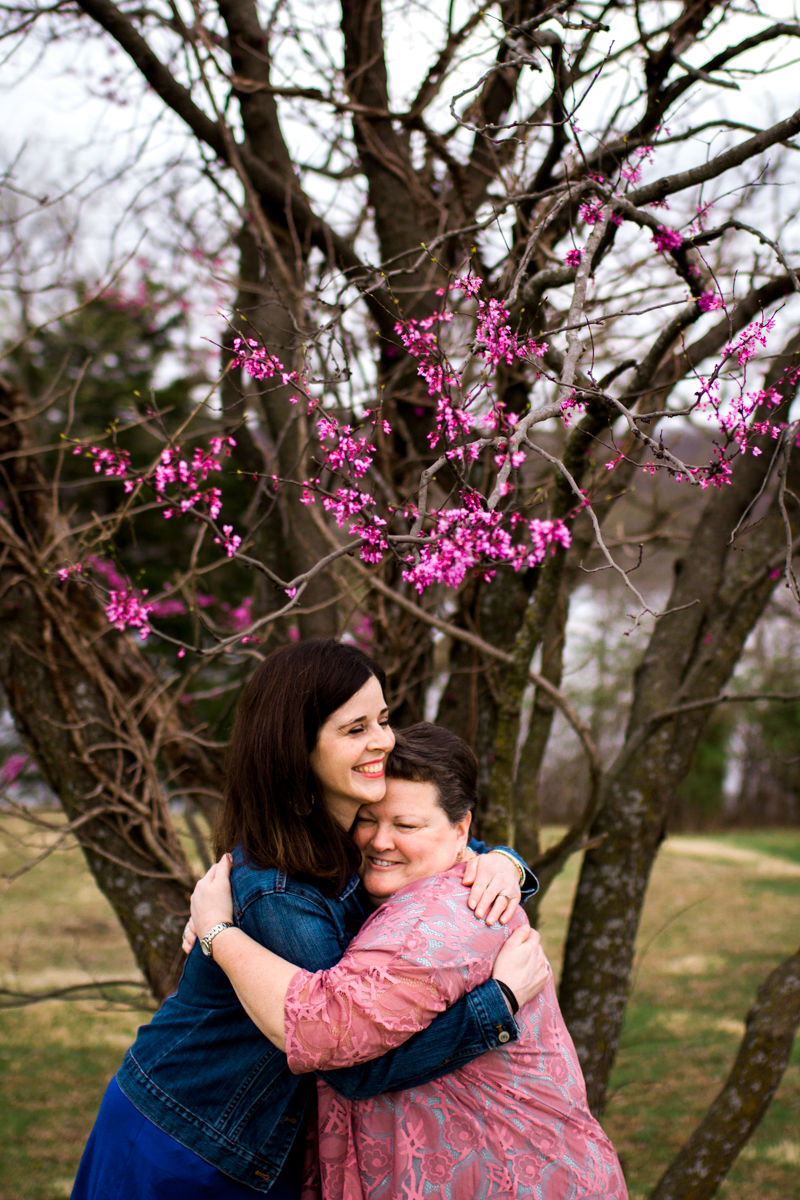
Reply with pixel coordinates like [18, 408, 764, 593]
[496, 978, 520, 1015]
[201, 921, 235, 958]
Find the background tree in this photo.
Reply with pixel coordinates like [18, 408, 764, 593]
[1, 2, 800, 1195]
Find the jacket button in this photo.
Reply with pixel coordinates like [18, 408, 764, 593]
[498, 1030, 511, 1044]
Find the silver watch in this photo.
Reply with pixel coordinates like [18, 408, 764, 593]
[201, 921, 235, 958]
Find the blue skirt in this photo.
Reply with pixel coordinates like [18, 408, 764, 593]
[71, 1076, 303, 1200]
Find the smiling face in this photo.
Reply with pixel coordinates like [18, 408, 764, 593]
[309, 674, 395, 831]
[353, 777, 471, 904]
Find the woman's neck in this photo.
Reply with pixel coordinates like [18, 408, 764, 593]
[324, 793, 361, 833]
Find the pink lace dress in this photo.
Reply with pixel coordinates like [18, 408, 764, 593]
[284, 864, 627, 1200]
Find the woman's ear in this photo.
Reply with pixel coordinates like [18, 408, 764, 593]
[457, 810, 472, 848]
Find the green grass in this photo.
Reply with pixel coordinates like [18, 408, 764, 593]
[714, 829, 800, 865]
[1, 820, 798, 1198]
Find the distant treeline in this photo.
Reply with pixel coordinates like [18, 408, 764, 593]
[540, 701, 800, 831]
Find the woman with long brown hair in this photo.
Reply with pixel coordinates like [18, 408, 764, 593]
[72, 638, 543, 1200]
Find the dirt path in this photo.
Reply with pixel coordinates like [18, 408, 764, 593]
[663, 836, 800, 877]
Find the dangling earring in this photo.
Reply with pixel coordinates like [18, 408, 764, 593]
[292, 791, 316, 817]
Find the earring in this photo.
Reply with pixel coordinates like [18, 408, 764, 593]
[292, 792, 315, 817]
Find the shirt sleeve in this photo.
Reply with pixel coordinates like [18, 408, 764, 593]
[318, 979, 518, 1098]
[284, 876, 516, 1074]
[237, 881, 518, 1097]
[468, 837, 539, 901]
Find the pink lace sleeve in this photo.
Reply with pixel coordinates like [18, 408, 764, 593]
[284, 866, 517, 1073]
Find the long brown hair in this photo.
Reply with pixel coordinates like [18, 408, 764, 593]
[216, 638, 387, 892]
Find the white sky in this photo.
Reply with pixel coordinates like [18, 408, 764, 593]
[2, 2, 799, 370]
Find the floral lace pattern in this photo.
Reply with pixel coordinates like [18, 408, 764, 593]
[285, 866, 627, 1199]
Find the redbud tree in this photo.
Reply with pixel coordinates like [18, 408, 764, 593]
[2, 2, 800, 1193]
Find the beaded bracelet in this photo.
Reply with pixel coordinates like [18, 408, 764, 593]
[490, 847, 526, 888]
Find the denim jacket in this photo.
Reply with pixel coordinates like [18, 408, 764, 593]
[117, 842, 536, 1191]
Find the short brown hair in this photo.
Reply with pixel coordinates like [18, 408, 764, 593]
[387, 723, 476, 824]
[216, 638, 386, 892]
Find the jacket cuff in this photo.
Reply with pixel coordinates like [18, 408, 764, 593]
[466, 979, 519, 1050]
[468, 837, 539, 902]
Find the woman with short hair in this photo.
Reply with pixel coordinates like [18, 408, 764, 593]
[192, 722, 627, 1199]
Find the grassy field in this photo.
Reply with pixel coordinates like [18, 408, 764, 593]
[1, 820, 798, 1200]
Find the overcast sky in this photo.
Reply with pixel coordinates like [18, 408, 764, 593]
[2, 1, 799, 353]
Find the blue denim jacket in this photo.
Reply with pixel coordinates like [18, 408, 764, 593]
[117, 842, 536, 1191]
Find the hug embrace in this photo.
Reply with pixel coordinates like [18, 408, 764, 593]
[73, 638, 627, 1200]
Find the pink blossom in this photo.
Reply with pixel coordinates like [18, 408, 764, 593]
[206, 488, 223, 520]
[221, 597, 253, 631]
[560, 391, 586, 427]
[154, 447, 179, 493]
[689, 201, 713, 235]
[322, 488, 371, 529]
[316, 416, 377, 478]
[149, 597, 186, 617]
[474, 298, 547, 368]
[106, 588, 154, 639]
[57, 562, 83, 582]
[699, 292, 724, 312]
[86, 557, 128, 591]
[395, 277, 548, 452]
[0, 753, 30, 787]
[651, 225, 682, 253]
[213, 525, 242, 557]
[401, 494, 570, 594]
[453, 276, 482, 298]
[85, 445, 132, 481]
[350, 613, 373, 649]
[353, 519, 389, 565]
[579, 199, 605, 226]
[564, 248, 584, 267]
[621, 145, 654, 185]
[394, 311, 458, 397]
[727, 318, 774, 367]
[232, 337, 286, 382]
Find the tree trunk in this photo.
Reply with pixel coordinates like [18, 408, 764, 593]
[650, 947, 800, 1200]
[0, 379, 215, 999]
[558, 341, 800, 1111]
[0, 585, 193, 1000]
